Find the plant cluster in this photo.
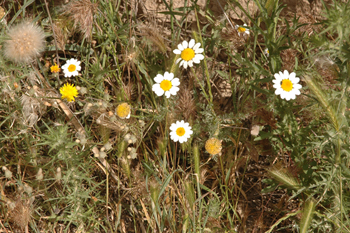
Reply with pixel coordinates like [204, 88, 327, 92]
[1, 0, 350, 232]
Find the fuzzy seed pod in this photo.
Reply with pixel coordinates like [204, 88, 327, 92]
[3, 21, 45, 63]
[55, 167, 62, 180]
[2, 166, 12, 178]
[36, 168, 43, 181]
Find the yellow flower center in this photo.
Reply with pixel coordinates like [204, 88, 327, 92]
[160, 80, 172, 91]
[116, 103, 131, 119]
[238, 27, 246, 33]
[281, 79, 293, 92]
[68, 64, 76, 72]
[60, 83, 78, 102]
[176, 127, 185, 136]
[205, 138, 222, 155]
[181, 48, 195, 61]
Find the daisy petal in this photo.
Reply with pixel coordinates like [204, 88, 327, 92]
[195, 54, 204, 61]
[154, 74, 164, 83]
[173, 49, 181, 54]
[182, 40, 188, 49]
[189, 39, 195, 48]
[195, 48, 204, 53]
[193, 43, 201, 50]
[172, 78, 180, 86]
[183, 61, 188, 69]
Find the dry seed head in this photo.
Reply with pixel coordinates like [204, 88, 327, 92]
[63, 0, 98, 40]
[205, 138, 222, 155]
[99, 151, 107, 159]
[51, 22, 66, 51]
[24, 184, 33, 195]
[251, 125, 260, 136]
[4, 21, 45, 63]
[2, 166, 12, 178]
[9, 199, 32, 230]
[139, 23, 167, 53]
[104, 142, 112, 150]
[55, 167, 62, 180]
[36, 168, 43, 181]
[176, 86, 197, 120]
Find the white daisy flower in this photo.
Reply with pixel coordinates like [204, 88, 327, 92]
[173, 39, 204, 69]
[169, 120, 193, 143]
[235, 24, 250, 36]
[62, 58, 81, 77]
[272, 70, 302, 101]
[152, 72, 180, 98]
[264, 48, 269, 57]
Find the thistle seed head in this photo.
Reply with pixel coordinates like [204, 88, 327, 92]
[3, 21, 45, 63]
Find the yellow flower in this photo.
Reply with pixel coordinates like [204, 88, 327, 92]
[116, 103, 131, 119]
[205, 138, 222, 155]
[50, 63, 61, 73]
[60, 83, 78, 102]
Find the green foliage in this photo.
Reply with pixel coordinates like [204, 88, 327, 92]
[2, 0, 350, 232]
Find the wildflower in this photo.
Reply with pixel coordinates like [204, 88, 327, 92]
[152, 72, 180, 98]
[169, 120, 193, 143]
[264, 48, 269, 57]
[235, 24, 250, 36]
[50, 63, 60, 73]
[116, 102, 131, 119]
[62, 58, 81, 77]
[205, 138, 222, 155]
[173, 39, 204, 69]
[3, 21, 45, 63]
[272, 70, 302, 101]
[60, 83, 79, 102]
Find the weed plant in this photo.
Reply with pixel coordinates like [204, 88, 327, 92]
[1, 0, 350, 232]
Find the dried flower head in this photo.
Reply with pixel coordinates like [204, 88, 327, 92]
[3, 21, 45, 63]
[60, 83, 78, 102]
[8, 199, 32, 230]
[251, 125, 260, 136]
[116, 103, 131, 119]
[205, 138, 222, 155]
